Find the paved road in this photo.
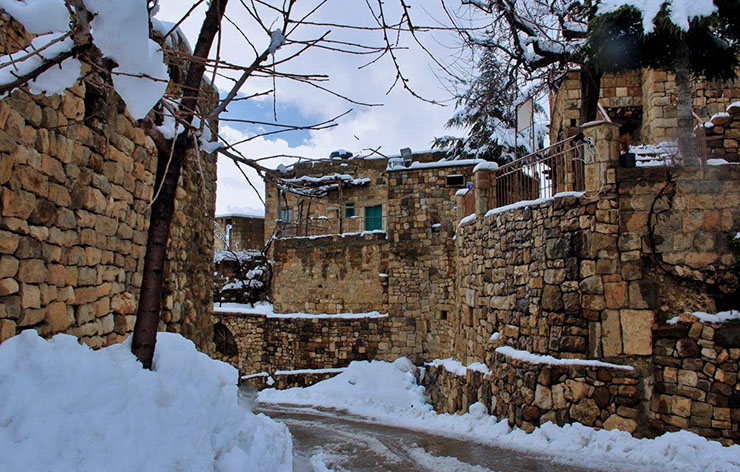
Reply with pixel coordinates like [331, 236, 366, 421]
[253, 401, 598, 472]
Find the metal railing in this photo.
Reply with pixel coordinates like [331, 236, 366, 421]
[494, 136, 587, 208]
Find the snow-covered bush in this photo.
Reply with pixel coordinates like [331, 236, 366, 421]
[214, 250, 271, 305]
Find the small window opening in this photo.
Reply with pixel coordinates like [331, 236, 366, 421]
[446, 175, 465, 187]
[344, 202, 356, 218]
[441, 310, 448, 320]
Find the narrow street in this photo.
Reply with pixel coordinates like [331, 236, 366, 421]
[247, 394, 598, 472]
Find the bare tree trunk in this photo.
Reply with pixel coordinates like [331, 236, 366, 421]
[580, 62, 602, 125]
[131, 0, 229, 369]
[675, 35, 697, 165]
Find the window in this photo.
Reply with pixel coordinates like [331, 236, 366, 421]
[279, 208, 293, 222]
[364, 205, 383, 231]
[344, 202, 356, 218]
[446, 174, 465, 187]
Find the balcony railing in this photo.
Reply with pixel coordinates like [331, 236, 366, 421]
[493, 136, 587, 208]
[276, 215, 386, 238]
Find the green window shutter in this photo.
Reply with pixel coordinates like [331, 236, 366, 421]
[364, 205, 382, 231]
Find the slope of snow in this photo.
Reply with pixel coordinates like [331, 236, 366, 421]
[495, 346, 634, 370]
[0, 331, 292, 472]
[259, 358, 740, 472]
[0, 0, 70, 34]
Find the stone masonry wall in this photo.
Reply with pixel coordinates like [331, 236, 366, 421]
[452, 193, 589, 365]
[423, 358, 644, 434]
[271, 232, 388, 314]
[550, 68, 740, 145]
[213, 311, 390, 375]
[704, 101, 740, 164]
[652, 315, 740, 445]
[0, 20, 216, 351]
[386, 164, 476, 362]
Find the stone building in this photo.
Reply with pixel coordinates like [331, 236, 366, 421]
[0, 18, 216, 352]
[263, 149, 449, 239]
[221, 106, 740, 444]
[214, 213, 265, 251]
[550, 68, 740, 146]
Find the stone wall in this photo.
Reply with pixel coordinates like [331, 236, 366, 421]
[0, 19, 216, 351]
[213, 310, 390, 375]
[215, 215, 265, 251]
[652, 315, 740, 445]
[550, 68, 740, 145]
[386, 163, 476, 362]
[705, 102, 740, 164]
[452, 193, 589, 365]
[423, 357, 645, 434]
[421, 122, 740, 443]
[271, 231, 389, 314]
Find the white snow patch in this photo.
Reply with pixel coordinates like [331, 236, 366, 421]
[0, 0, 69, 34]
[458, 214, 476, 226]
[259, 358, 740, 472]
[268, 29, 286, 55]
[84, 0, 169, 119]
[485, 192, 584, 218]
[407, 446, 493, 472]
[455, 188, 470, 196]
[426, 358, 491, 377]
[214, 302, 388, 320]
[495, 346, 634, 370]
[0, 34, 79, 96]
[0, 330, 292, 471]
[472, 161, 499, 172]
[598, 0, 717, 33]
[388, 158, 484, 172]
[274, 367, 347, 376]
[490, 332, 501, 341]
[277, 230, 385, 240]
[667, 310, 740, 325]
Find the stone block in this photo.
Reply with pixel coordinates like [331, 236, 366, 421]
[0, 319, 16, 342]
[620, 310, 654, 355]
[602, 310, 623, 357]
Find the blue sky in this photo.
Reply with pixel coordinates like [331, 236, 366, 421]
[157, 0, 472, 215]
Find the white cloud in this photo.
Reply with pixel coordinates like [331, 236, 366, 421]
[156, 0, 468, 214]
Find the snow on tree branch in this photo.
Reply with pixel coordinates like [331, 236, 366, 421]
[0, 0, 169, 120]
[598, 0, 717, 33]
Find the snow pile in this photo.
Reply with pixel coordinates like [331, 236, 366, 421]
[0, 331, 292, 472]
[259, 358, 740, 472]
[0, 0, 168, 119]
[667, 309, 740, 325]
[472, 161, 499, 172]
[259, 357, 429, 416]
[458, 213, 476, 226]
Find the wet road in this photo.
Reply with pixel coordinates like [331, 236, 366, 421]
[243, 390, 599, 472]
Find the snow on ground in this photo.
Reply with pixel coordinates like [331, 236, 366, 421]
[0, 331, 292, 472]
[259, 358, 740, 472]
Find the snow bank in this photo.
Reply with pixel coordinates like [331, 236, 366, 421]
[259, 358, 429, 415]
[259, 358, 740, 472]
[0, 331, 292, 472]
